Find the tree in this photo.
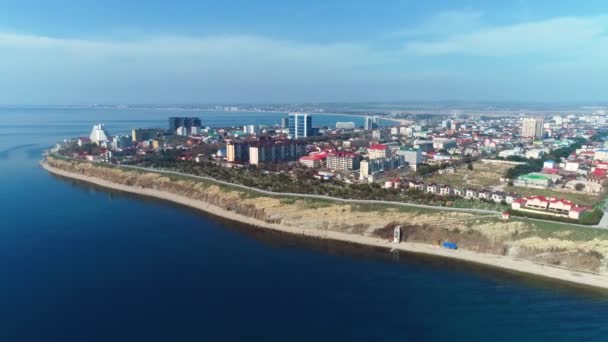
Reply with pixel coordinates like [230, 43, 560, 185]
[467, 162, 473, 171]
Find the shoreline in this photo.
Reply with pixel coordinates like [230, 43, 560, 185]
[41, 161, 608, 291]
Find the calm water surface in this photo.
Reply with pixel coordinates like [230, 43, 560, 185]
[1, 108, 608, 341]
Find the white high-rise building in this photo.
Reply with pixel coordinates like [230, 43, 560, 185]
[288, 113, 312, 138]
[397, 147, 422, 171]
[364, 116, 374, 130]
[521, 118, 544, 138]
[243, 125, 259, 135]
[89, 124, 110, 144]
[177, 126, 188, 136]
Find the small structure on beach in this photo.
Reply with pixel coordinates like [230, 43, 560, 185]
[442, 241, 458, 250]
[393, 225, 402, 243]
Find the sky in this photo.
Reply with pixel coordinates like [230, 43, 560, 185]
[1, 0, 608, 105]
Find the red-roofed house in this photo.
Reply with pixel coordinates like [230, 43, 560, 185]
[368, 144, 388, 159]
[569, 206, 588, 220]
[299, 155, 325, 168]
[595, 161, 608, 170]
[542, 168, 560, 174]
[525, 196, 550, 210]
[511, 198, 527, 210]
[548, 198, 573, 214]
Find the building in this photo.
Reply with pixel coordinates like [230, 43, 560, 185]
[525, 149, 545, 159]
[281, 117, 289, 129]
[176, 126, 189, 136]
[364, 116, 376, 130]
[299, 154, 326, 168]
[368, 144, 388, 159]
[511, 196, 588, 220]
[521, 117, 544, 138]
[132, 128, 160, 142]
[397, 147, 422, 171]
[77, 137, 91, 146]
[169, 117, 202, 132]
[413, 140, 433, 152]
[432, 138, 457, 150]
[191, 126, 202, 135]
[89, 124, 110, 144]
[360, 155, 406, 179]
[565, 161, 580, 172]
[498, 148, 524, 159]
[594, 149, 608, 162]
[226, 140, 250, 163]
[249, 138, 307, 165]
[243, 125, 259, 135]
[336, 122, 356, 130]
[543, 160, 556, 169]
[288, 113, 312, 138]
[326, 152, 360, 171]
[514, 173, 554, 188]
[111, 135, 132, 149]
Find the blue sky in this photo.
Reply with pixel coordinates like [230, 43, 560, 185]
[2, 0, 608, 104]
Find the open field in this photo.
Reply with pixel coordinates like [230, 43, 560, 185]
[426, 161, 512, 189]
[505, 186, 601, 206]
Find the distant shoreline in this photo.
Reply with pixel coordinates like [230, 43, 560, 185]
[41, 161, 608, 291]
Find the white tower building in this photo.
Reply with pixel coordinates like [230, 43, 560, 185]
[89, 124, 110, 144]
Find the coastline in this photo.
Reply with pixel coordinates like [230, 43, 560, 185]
[41, 161, 608, 291]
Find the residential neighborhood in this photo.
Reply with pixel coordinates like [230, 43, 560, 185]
[54, 111, 608, 225]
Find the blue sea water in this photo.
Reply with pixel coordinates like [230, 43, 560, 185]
[1, 108, 608, 341]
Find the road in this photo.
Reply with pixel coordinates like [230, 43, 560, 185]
[121, 165, 608, 230]
[120, 164, 501, 215]
[52, 156, 607, 230]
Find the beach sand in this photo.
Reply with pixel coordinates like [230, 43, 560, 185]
[42, 161, 608, 290]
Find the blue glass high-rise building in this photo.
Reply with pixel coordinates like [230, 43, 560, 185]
[288, 113, 312, 138]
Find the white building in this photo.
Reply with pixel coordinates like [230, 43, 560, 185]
[432, 138, 457, 150]
[336, 122, 356, 130]
[177, 126, 188, 136]
[89, 124, 110, 144]
[525, 149, 545, 159]
[543, 160, 556, 169]
[521, 117, 544, 138]
[326, 152, 359, 171]
[368, 144, 389, 159]
[243, 125, 259, 135]
[594, 149, 608, 162]
[564, 161, 580, 172]
[498, 148, 524, 159]
[360, 155, 406, 180]
[397, 147, 422, 171]
[191, 126, 202, 135]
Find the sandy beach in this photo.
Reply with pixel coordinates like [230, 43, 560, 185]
[42, 161, 608, 290]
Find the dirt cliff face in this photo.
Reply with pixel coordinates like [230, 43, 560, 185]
[47, 157, 608, 273]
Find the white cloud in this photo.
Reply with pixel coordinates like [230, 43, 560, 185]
[390, 10, 483, 38]
[0, 32, 384, 70]
[2, 12, 608, 104]
[0, 31, 399, 103]
[403, 15, 608, 57]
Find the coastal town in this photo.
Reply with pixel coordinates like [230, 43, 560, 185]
[53, 111, 608, 226]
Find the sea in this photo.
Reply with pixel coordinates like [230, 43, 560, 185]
[1, 107, 608, 341]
